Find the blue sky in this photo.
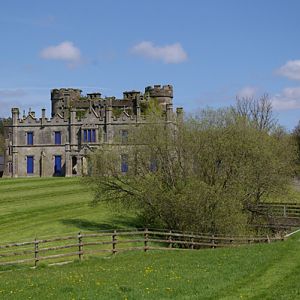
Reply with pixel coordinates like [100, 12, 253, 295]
[1, 0, 300, 129]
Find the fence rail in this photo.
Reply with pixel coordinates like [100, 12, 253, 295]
[256, 203, 300, 218]
[0, 229, 284, 268]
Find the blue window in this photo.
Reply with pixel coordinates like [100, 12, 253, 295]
[92, 129, 96, 143]
[121, 154, 128, 173]
[55, 131, 61, 145]
[121, 130, 128, 144]
[27, 132, 33, 145]
[83, 129, 96, 142]
[84, 130, 88, 142]
[54, 155, 62, 175]
[27, 156, 34, 174]
[150, 159, 158, 172]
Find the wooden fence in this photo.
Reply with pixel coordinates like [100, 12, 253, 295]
[256, 203, 300, 218]
[0, 229, 284, 268]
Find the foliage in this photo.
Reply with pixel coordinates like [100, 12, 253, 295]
[112, 107, 123, 118]
[292, 120, 300, 176]
[76, 110, 86, 120]
[140, 98, 164, 116]
[0, 233, 299, 299]
[87, 108, 296, 235]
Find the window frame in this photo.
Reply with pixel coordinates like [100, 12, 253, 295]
[120, 129, 128, 144]
[27, 155, 34, 174]
[54, 131, 62, 145]
[83, 129, 96, 143]
[27, 132, 34, 145]
[121, 154, 128, 173]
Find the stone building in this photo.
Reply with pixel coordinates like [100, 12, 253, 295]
[3, 85, 182, 177]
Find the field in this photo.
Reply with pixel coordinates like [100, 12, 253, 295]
[0, 178, 299, 299]
[0, 177, 137, 243]
[0, 233, 299, 299]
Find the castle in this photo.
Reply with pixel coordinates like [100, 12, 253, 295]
[3, 85, 182, 177]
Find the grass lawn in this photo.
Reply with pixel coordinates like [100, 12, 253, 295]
[0, 233, 299, 299]
[0, 177, 137, 243]
[0, 177, 299, 299]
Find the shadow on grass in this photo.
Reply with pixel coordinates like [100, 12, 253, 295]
[60, 216, 144, 232]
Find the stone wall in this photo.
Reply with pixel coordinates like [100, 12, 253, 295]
[3, 85, 182, 178]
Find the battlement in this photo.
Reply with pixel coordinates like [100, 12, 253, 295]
[123, 90, 141, 100]
[145, 85, 173, 98]
[51, 88, 82, 100]
[50, 85, 173, 116]
[87, 93, 101, 99]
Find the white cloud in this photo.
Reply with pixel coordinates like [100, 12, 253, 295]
[131, 41, 188, 64]
[272, 87, 300, 110]
[277, 60, 300, 80]
[236, 86, 257, 98]
[40, 41, 81, 63]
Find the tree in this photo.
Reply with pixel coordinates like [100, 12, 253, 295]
[86, 108, 296, 235]
[233, 94, 277, 132]
[292, 121, 300, 176]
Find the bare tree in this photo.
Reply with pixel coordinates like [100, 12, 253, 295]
[234, 94, 277, 132]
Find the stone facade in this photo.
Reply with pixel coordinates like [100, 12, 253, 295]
[3, 85, 183, 177]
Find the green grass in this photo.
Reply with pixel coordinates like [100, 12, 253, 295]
[0, 233, 299, 299]
[0, 177, 300, 299]
[265, 182, 300, 203]
[0, 177, 137, 243]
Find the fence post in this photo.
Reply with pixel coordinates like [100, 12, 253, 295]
[168, 230, 172, 248]
[211, 234, 216, 249]
[34, 238, 39, 267]
[144, 228, 148, 252]
[283, 205, 287, 217]
[191, 233, 194, 250]
[78, 232, 83, 261]
[112, 230, 117, 254]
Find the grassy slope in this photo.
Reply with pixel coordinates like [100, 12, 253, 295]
[0, 177, 136, 243]
[0, 178, 299, 299]
[0, 233, 299, 299]
[266, 182, 300, 203]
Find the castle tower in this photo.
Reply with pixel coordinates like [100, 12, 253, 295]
[51, 88, 82, 117]
[144, 85, 173, 109]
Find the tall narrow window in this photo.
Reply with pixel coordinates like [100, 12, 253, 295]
[27, 132, 33, 145]
[121, 130, 128, 144]
[27, 156, 34, 174]
[150, 158, 158, 172]
[88, 130, 91, 142]
[121, 154, 128, 173]
[54, 155, 62, 175]
[91, 129, 96, 142]
[54, 131, 61, 145]
[84, 130, 88, 142]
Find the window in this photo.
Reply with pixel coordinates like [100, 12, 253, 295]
[27, 156, 34, 174]
[27, 132, 33, 145]
[83, 129, 96, 143]
[121, 130, 128, 144]
[121, 154, 128, 173]
[54, 131, 61, 145]
[54, 155, 62, 175]
[150, 158, 158, 172]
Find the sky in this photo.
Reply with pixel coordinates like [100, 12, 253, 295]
[1, 0, 300, 130]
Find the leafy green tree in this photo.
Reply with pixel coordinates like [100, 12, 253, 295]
[86, 108, 296, 235]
